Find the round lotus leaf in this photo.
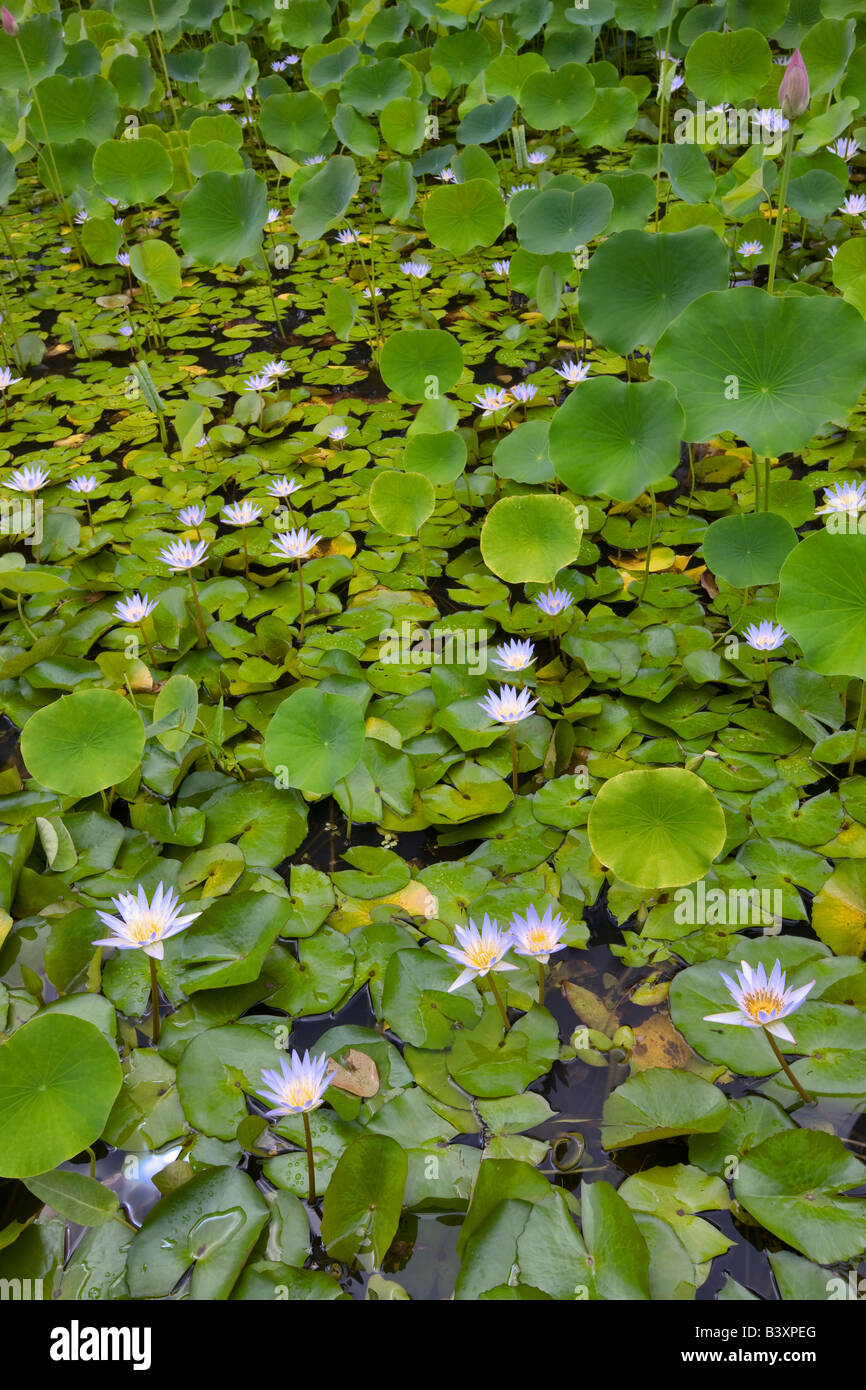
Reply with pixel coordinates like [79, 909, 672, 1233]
[684, 28, 773, 105]
[702, 511, 798, 588]
[588, 768, 727, 888]
[178, 169, 268, 266]
[516, 183, 613, 256]
[21, 689, 145, 798]
[653, 288, 866, 456]
[263, 688, 365, 795]
[423, 179, 506, 254]
[578, 228, 729, 354]
[0, 1013, 122, 1178]
[493, 419, 554, 483]
[519, 64, 595, 130]
[481, 494, 583, 583]
[379, 329, 464, 402]
[369, 470, 435, 535]
[404, 430, 467, 485]
[93, 137, 173, 205]
[778, 529, 866, 679]
[549, 376, 684, 503]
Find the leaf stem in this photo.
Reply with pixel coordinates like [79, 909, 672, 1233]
[847, 678, 866, 777]
[763, 1026, 813, 1105]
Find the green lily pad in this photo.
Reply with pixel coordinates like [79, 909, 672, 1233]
[588, 768, 727, 888]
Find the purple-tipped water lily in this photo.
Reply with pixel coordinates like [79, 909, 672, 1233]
[535, 587, 573, 617]
[743, 620, 787, 651]
[704, 959, 815, 1044]
[494, 638, 535, 672]
[114, 593, 158, 624]
[5, 465, 49, 492]
[158, 537, 209, 571]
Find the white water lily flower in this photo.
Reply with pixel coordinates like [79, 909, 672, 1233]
[0, 366, 21, 391]
[158, 537, 209, 571]
[266, 476, 300, 499]
[509, 904, 569, 964]
[554, 359, 590, 385]
[441, 916, 517, 993]
[816, 479, 866, 515]
[93, 882, 201, 960]
[178, 503, 206, 528]
[743, 620, 786, 652]
[494, 638, 535, 671]
[114, 592, 158, 623]
[703, 959, 815, 1043]
[221, 499, 262, 526]
[478, 684, 537, 725]
[271, 526, 321, 561]
[67, 475, 98, 494]
[535, 586, 573, 616]
[258, 1050, 336, 1117]
[5, 465, 49, 492]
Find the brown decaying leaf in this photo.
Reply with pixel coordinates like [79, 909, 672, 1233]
[327, 1048, 379, 1098]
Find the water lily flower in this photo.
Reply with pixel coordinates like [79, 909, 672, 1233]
[67, 475, 98, 494]
[0, 367, 21, 391]
[828, 137, 860, 161]
[326, 423, 348, 441]
[535, 587, 573, 617]
[473, 386, 509, 416]
[400, 258, 431, 279]
[779, 49, 810, 120]
[266, 476, 300, 499]
[655, 49, 678, 64]
[271, 526, 320, 561]
[554, 359, 590, 385]
[266, 208, 281, 224]
[510, 382, 537, 404]
[196, 435, 208, 448]
[93, 882, 201, 962]
[816, 479, 866, 514]
[510, 903, 569, 964]
[754, 107, 789, 136]
[244, 372, 273, 392]
[840, 193, 866, 216]
[5, 465, 49, 492]
[116, 251, 130, 267]
[303, 155, 325, 166]
[507, 183, 532, 196]
[362, 285, 382, 298]
[437, 167, 456, 182]
[258, 1050, 336, 1118]
[659, 72, 685, 95]
[492, 259, 510, 275]
[178, 503, 206, 528]
[262, 358, 289, 379]
[494, 638, 535, 672]
[738, 240, 764, 256]
[158, 537, 209, 571]
[119, 323, 133, 337]
[703, 958, 815, 1044]
[527, 150, 549, 165]
[73, 209, 90, 225]
[743, 620, 787, 651]
[217, 101, 233, 112]
[114, 592, 158, 623]
[221, 499, 262, 527]
[478, 684, 538, 725]
[285, 53, 300, 64]
[827, 244, 838, 260]
[441, 916, 517, 995]
[335, 228, 358, 245]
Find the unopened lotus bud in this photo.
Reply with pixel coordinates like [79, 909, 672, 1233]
[779, 49, 809, 120]
[1, 7, 17, 35]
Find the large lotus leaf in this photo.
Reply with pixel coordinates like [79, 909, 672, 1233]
[684, 28, 773, 104]
[379, 328, 463, 401]
[588, 768, 727, 888]
[777, 530, 866, 680]
[93, 137, 173, 205]
[21, 689, 145, 798]
[32, 74, 120, 145]
[734, 1130, 866, 1264]
[702, 511, 797, 588]
[519, 64, 595, 130]
[549, 376, 684, 503]
[179, 169, 267, 266]
[129, 239, 183, 302]
[492, 420, 554, 484]
[0, 14, 65, 92]
[578, 229, 729, 354]
[0, 1014, 122, 1179]
[653, 289, 866, 456]
[263, 688, 365, 794]
[369, 470, 435, 536]
[423, 179, 505, 254]
[481, 494, 583, 583]
[292, 156, 360, 243]
[516, 184, 613, 256]
[197, 41, 252, 100]
[258, 91, 330, 153]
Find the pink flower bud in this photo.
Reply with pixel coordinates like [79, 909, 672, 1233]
[1, 7, 17, 35]
[779, 49, 809, 120]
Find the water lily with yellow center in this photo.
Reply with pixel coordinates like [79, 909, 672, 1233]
[478, 684, 537, 724]
[704, 959, 816, 1105]
[816, 479, 866, 515]
[493, 638, 535, 672]
[511, 903, 569, 1004]
[441, 916, 516, 1028]
[93, 883, 201, 1045]
[257, 1050, 337, 1202]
